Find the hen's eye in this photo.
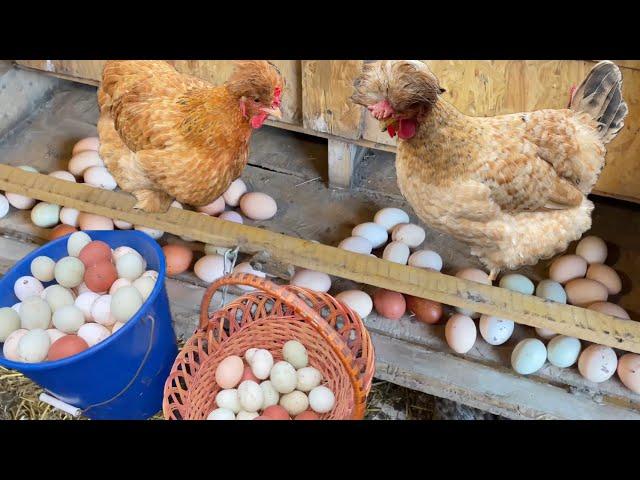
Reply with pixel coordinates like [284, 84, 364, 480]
[254, 97, 260, 103]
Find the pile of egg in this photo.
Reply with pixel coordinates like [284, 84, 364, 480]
[0, 231, 157, 363]
[0, 136, 278, 253]
[207, 340, 334, 420]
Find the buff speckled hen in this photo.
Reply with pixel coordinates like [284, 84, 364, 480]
[97, 60, 283, 212]
[352, 60, 628, 280]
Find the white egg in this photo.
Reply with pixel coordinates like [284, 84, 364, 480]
[245, 348, 258, 364]
[338, 236, 373, 255]
[91, 295, 115, 327]
[0, 194, 10, 219]
[46, 328, 66, 344]
[206, 408, 235, 420]
[335, 290, 373, 319]
[116, 253, 145, 281]
[111, 322, 125, 333]
[52, 305, 85, 333]
[296, 366, 323, 392]
[0, 307, 21, 341]
[218, 211, 244, 224]
[31, 203, 61, 228]
[259, 380, 280, 409]
[14, 276, 44, 301]
[19, 296, 52, 330]
[77, 322, 110, 347]
[250, 349, 274, 380]
[479, 315, 514, 346]
[280, 391, 309, 416]
[132, 276, 156, 301]
[232, 262, 265, 291]
[215, 389, 241, 414]
[408, 250, 443, 271]
[67, 231, 92, 257]
[578, 344, 617, 383]
[290, 269, 331, 292]
[308, 386, 335, 413]
[6, 193, 36, 210]
[109, 278, 132, 295]
[392, 223, 426, 248]
[237, 380, 264, 412]
[352, 222, 388, 249]
[30, 256, 56, 282]
[17, 329, 50, 363]
[535, 327, 557, 340]
[83, 166, 117, 190]
[3, 328, 28, 361]
[283, 340, 308, 369]
[373, 207, 410, 232]
[11, 303, 21, 314]
[44, 285, 75, 312]
[74, 292, 99, 321]
[141, 270, 159, 281]
[59, 207, 80, 227]
[270, 361, 298, 394]
[547, 335, 581, 368]
[68, 150, 104, 177]
[49, 170, 76, 182]
[194, 254, 230, 283]
[134, 225, 164, 240]
[223, 179, 248, 207]
[511, 338, 547, 375]
[54, 256, 85, 288]
[236, 410, 260, 420]
[72, 137, 100, 155]
[111, 286, 143, 322]
[114, 219, 133, 230]
[382, 241, 410, 264]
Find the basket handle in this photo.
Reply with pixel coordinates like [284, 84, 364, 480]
[199, 272, 367, 419]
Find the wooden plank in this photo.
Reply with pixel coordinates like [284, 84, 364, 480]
[302, 60, 365, 139]
[14, 60, 302, 124]
[327, 139, 366, 189]
[1, 166, 639, 354]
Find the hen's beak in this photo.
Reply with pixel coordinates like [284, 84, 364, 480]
[261, 107, 282, 120]
[379, 117, 398, 132]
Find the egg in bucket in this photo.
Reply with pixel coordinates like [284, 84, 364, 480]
[0, 230, 177, 420]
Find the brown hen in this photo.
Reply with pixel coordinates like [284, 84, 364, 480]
[352, 60, 628, 279]
[97, 60, 283, 212]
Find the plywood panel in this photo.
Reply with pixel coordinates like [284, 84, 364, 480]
[302, 60, 364, 139]
[15, 60, 302, 124]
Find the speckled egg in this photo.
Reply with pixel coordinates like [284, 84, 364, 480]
[578, 344, 617, 383]
[479, 315, 514, 346]
[617, 354, 640, 394]
[511, 338, 547, 375]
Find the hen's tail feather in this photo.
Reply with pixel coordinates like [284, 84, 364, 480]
[570, 60, 628, 144]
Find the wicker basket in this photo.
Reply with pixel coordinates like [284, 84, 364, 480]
[163, 273, 375, 420]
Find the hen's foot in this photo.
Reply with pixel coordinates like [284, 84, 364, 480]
[132, 189, 174, 213]
[488, 269, 500, 282]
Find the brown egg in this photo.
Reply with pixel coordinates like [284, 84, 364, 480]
[78, 212, 114, 231]
[162, 244, 193, 276]
[405, 296, 443, 324]
[373, 289, 406, 320]
[565, 278, 608, 307]
[78, 241, 112, 267]
[262, 405, 291, 420]
[617, 354, 640, 394]
[240, 365, 259, 383]
[47, 335, 89, 361]
[253, 416, 270, 420]
[585, 264, 622, 295]
[49, 224, 77, 241]
[587, 301, 630, 319]
[295, 410, 320, 420]
[84, 261, 118, 293]
[455, 268, 491, 285]
[549, 255, 588, 284]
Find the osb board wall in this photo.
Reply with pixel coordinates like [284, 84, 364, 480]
[14, 60, 302, 124]
[358, 60, 640, 203]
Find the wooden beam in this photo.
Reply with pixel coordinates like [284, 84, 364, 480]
[1, 164, 639, 353]
[327, 139, 366, 189]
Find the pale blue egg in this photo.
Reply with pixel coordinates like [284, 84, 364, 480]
[511, 338, 547, 375]
[547, 335, 581, 368]
[499, 274, 534, 295]
[535, 279, 567, 304]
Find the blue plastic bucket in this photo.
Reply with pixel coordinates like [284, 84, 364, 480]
[0, 230, 178, 420]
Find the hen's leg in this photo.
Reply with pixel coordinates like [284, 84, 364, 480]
[132, 189, 174, 213]
[488, 268, 500, 283]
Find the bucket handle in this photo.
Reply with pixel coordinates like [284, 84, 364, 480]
[44, 314, 156, 418]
